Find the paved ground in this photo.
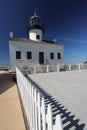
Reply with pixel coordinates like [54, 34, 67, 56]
[29, 69, 87, 130]
[0, 71, 26, 130]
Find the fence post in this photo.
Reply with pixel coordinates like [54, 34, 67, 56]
[80, 63, 83, 69]
[78, 64, 80, 70]
[69, 64, 71, 71]
[47, 65, 49, 73]
[34, 65, 36, 74]
[57, 64, 59, 72]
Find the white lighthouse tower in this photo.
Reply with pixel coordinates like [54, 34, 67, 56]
[27, 12, 44, 41]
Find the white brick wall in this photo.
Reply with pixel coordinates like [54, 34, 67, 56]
[9, 40, 64, 71]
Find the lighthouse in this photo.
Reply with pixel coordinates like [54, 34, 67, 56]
[27, 12, 44, 41]
[9, 12, 64, 72]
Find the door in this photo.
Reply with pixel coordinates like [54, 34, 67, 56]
[39, 52, 44, 64]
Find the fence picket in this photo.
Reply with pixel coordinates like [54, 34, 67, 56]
[31, 85, 33, 129]
[41, 97, 46, 130]
[37, 93, 41, 130]
[35, 89, 38, 130]
[46, 104, 53, 130]
[32, 86, 35, 130]
[53, 115, 63, 130]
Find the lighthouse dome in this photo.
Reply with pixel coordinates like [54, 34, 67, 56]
[27, 12, 44, 41]
[30, 13, 40, 25]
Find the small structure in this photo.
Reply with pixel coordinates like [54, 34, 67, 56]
[9, 12, 64, 71]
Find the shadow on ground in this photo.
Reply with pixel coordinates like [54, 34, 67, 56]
[0, 72, 15, 94]
[27, 76, 85, 130]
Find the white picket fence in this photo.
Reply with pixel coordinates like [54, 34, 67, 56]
[26, 63, 87, 74]
[16, 67, 63, 130]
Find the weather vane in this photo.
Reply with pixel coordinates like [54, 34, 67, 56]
[34, 7, 37, 16]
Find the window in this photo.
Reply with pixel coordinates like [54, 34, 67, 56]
[27, 51, 32, 59]
[58, 53, 61, 59]
[16, 51, 21, 59]
[36, 35, 40, 40]
[50, 52, 54, 59]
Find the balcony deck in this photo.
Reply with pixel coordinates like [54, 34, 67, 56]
[29, 69, 87, 130]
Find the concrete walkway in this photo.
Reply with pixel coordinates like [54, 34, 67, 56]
[0, 71, 26, 130]
[29, 69, 87, 130]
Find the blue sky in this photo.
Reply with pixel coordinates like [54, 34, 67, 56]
[0, 0, 87, 65]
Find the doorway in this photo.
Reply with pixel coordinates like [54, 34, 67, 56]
[39, 52, 44, 64]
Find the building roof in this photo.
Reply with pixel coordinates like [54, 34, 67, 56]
[27, 24, 44, 33]
[9, 37, 63, 47]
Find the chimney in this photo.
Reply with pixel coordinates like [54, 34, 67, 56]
[10, 32, 13, 38]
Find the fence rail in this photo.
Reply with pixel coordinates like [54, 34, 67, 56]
[16, 67, 63, 130]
